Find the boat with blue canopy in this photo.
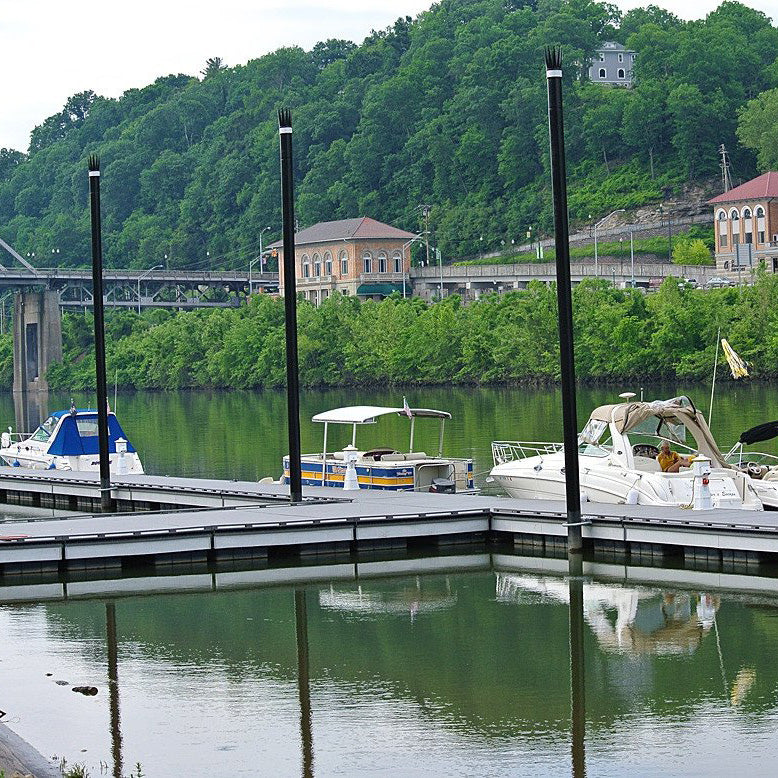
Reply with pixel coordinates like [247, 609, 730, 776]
[0, 407, 144, 474]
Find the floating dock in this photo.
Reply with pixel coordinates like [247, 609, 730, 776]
[0, 469, 777, 575]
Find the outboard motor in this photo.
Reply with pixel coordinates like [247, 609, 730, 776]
[429, 478, 456, 494]
[342, 445, 360, 491]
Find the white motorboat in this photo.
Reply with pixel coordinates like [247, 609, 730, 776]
[282, 404, 474, 492]
[721, 421, 778, 509]
[490, 396, 762, 510]
[0, 407, 144, 474]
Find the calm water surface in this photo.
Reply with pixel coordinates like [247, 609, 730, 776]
[1, 384, 778, 776]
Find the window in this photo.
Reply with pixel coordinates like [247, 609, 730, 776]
[393, 251, 402, 273]
[717, 210, 728, 248]
[363, 251, 372, 273]
[340, 250, 348, 276]
[631, 53, 636, 61]
[313, 252, 321, 277]
[324, 251, 332, 276]
[378, 251, 387, 273]
[756, 206, 766, 243]
[599, 68, 606, 79]
[730, 209, 740, 243]
[617, 68, 625, 79]
[302, 254, 310, 278]
[743, 208, 753, 244]
[618, 53, 623, 62]
[598, 53, 605, 62]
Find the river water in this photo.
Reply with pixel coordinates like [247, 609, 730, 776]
[1, 384, 778, 777]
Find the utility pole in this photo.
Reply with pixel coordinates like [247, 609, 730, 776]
[719, 144, 732, 193]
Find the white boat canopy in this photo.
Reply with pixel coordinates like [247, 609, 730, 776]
[586, 397, 726, 466]
[312, 406, 452, 425]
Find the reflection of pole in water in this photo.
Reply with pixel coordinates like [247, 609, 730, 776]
[106, 602, 123, 778]
[295, 589, 314, 778]
[568, 553, 586, 778]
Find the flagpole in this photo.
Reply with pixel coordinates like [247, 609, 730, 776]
[709, 327, 721, 430]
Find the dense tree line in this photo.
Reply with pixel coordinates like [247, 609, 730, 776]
[0, 0, 776, 271]
[40, 272, 778, 391]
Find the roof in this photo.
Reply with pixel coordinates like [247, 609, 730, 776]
[708, 172, 778, 204]
[586, 396, 725, 465]
[312, 406, 451, 424]
[595, 41, 630, 52]
[269, 217, 416, 248]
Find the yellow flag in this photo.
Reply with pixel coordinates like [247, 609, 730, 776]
[721, 339, 749, 379]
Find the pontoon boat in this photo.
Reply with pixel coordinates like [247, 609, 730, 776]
[283, 405, 474, 492]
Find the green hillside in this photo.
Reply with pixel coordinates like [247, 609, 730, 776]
[0, 0, 776, 271]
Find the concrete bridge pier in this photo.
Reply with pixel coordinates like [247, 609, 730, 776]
[12, 290, 62, 394]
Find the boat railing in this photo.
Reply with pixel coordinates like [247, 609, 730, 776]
[724, 444, 778, 468]
[492, 440, 564, 464]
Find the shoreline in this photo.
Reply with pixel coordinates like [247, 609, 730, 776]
[0, 722, 61, 778]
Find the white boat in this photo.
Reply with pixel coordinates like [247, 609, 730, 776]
[0, 408, 144, 474]
[722, 421, 778, 509]
[283, 405, 474, 492]
[490, 396, 762, 510]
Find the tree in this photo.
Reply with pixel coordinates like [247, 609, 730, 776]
[672, 238, 713, 265]
[737, 88, 778, 170]
[200, 57, 226, 79]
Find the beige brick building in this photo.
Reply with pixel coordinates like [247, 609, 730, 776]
[274, 217, 416, 303]
[709, 172, 778, 277]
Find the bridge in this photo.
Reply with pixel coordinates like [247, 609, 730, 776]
[0, 266, 279, 310]
[411, 259, 717, 300]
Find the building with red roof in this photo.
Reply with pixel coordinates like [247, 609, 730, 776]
[709, 172, 778, 277]
[272, 217, 417, 303]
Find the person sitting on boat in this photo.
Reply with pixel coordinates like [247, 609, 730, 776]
[657, 441, 693, 473]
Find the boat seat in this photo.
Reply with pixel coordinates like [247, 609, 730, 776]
[406, 452, 428, 459]
[380, 453, 406, 462]
[634, 455, 661, 473]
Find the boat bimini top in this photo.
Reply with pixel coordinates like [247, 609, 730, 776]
[581, 396, 727, 468]
[311, 405, 452, 457]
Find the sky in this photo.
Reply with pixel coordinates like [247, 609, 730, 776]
[0, 0, 775, 152]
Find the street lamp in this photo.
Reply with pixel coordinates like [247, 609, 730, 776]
[249, 256, 262, 296]
[259, 226, 271, 277]
[401, 232, 425, 299]
[594, 209, 625, 277]
[137, 264, 162, 314]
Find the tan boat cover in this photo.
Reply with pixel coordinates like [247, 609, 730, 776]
[587, 397, 727, 466]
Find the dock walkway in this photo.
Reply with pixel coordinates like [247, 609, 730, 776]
[0, 470, 776, 573]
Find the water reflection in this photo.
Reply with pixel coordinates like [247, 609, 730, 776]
[497, 573, 720, 656]
[105, 602, 123, 778]
[295, 589, 314, 778]
[1, 553, 778, 776]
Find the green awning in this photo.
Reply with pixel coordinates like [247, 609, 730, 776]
[356, 282, 411, 297]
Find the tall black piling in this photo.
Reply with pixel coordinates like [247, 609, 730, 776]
[545, 48, 582, 551]
[88, 155, 112, 512]
[278, 109, 303, 503]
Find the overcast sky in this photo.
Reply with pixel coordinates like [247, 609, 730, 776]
[0, 0, 774, 151]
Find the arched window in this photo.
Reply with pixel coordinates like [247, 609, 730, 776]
[392, 251, 402, 273]
[730, 209, 740, 243]
[756, 206, 766, 243]
[377, 251, 387, 273]
[324, 251, 332, 276]
[339, 250, 348, 277]
[598, 68, 606, 79]
[717, 210, 728, 248]
[363, 251, 372, 274]
[301, 254, 310, 278]
[617, 68, 625, 79]
[313, 252, 321, 277]
[743, 208, 753, 244]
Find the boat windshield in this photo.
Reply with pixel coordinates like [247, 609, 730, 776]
[30, 415, 57, 443]
[578, 442, 610, 458]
